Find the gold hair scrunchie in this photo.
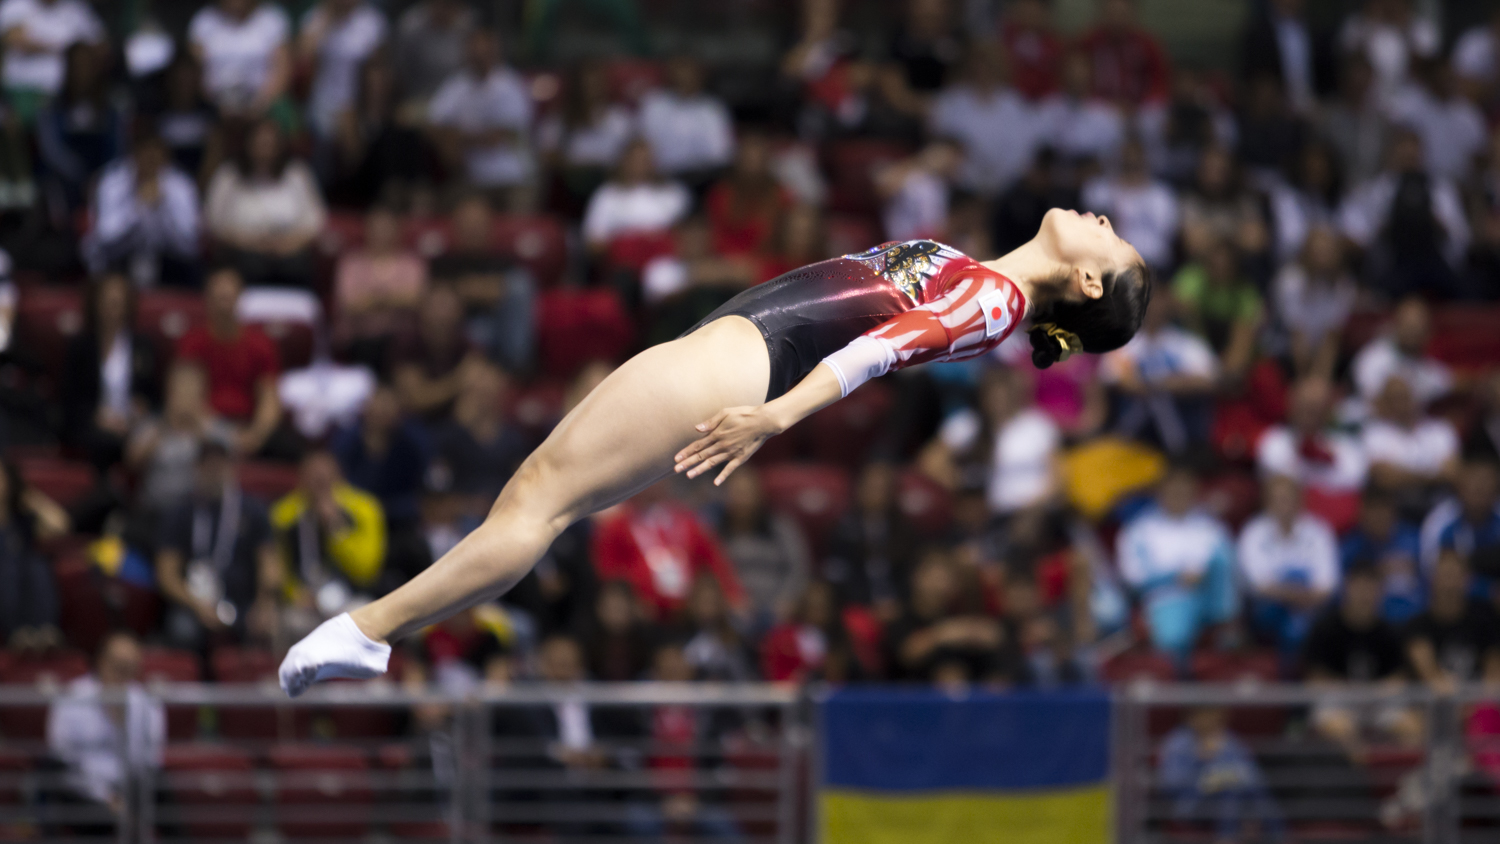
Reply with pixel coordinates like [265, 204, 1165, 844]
[1036, 322, 1081, 363]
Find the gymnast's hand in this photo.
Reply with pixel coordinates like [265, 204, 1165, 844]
[674, 406, 783, 486]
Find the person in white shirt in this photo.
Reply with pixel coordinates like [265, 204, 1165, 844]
[926, 366, 1061, 517]
[392, 0, 472, 104]
[1362, 374, 1459, 499]
[1272, 226, 1356, 380]
[1037, 50, 1125, 171]
[1453, 8, 1500, 102]
[1101, 293, 1217, 455]
[1257, 376, 1368, 496]
[427, 28, 534, 200]
[0, 0, 102, 105]
[1081, 136, 1179, 270]
[875, 140, 959, 242]
[84, 130, 201, 285]
[928, 43, 1041, 197]
[1116, 463, 1239, 659]
[638, 55, 734, 182]
[46, 632, 164, 818]
[1337, 0, 1439, 98]
[188, 0, 291, 117]
[536, 59, 636, 204]
[1238, 474, 1340, 652]
[582, 137, 691, 251]
[298, 0, 387, 138]
[1350, 296, 1452, 409]
[1384, 59, 1486, 182]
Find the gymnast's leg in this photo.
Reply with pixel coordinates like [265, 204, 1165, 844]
[279, 317, 770, 695]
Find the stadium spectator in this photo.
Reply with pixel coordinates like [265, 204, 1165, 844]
[504, 514, 599, 640]
[1464, 372, 1500, 463]
[333, 383, 431, 583]
[1272, 226, 1355, 381]
[1350, 296, 1452, 409]
[0, 457, 60, 652]
[62, 273, 162, 472]
[427, 29, 534, 207]
[297, 0, 387, 140]
[145, 54, 217, 181]
[333, 205, 426, 359]
[884, 0, 962, 101]
[824, 462, 922, 617]
[175, 267, 288, 459]
[1080, 136, 1178, 270]
[126, 362, 236, 516]
[592, 480, 745, 621]
[205, 118, 327, 289]
[428, 195, 536, 373]
[1116, 463, 1238, 660]
[537, 59, 636, 209]
[1037, 50, 1125, 172]
[0, 0, 103, 121]
[1337, 0, 1437, 97]
[1137, 64, 1235, 186]
[929, 43, 1039, 197]
[329, 54, 438, 208]
[582, 137, 691, 252]
[1386, 58, 1486, 183]
[1235, 73, 1307, 179]
[188, 0, 292, 118]
[1268, 141, 1342, 264]
[390, 281, 483, 420]
[1257, 377, 1367, 498]
[1076, 0, 1171, 107]
[1239, 0, 1330, 114]
[155, 441, 279, 649]
[997, 0, 1062, 102]
[876, 139, 960, 241]
[704, 133, 788, 257]
[1101, 293, 1218, 455]
[1405, 551, 1500, 692]
[761, 579, 873, 682]
[1158, 707, 1281, 841]
[1238, 475, 1340, 653]
[1418, 458, 1500, 575]
[1317, 52, 1388, 188]
[392, 0, 473, 105]
[45, 632, 163, 823]
[757, 202, 829, 279]
[271, 448, 386, 634]
[1178, 143, 1270, 262]
[36, 42, 122, 213]
[83, 128, 201, 286]
[715, 465, 811, 630]
[638, 55, 734, 183]
[583, 579, 653, 681]
[430, 359, 529, 505]
[1339, 488, 1424, 623]
[1361, 375, 1459, 504]
[886, 546, 1021, 684]
[682, 573, 757, 681]
[1454, 7, 1500, 104]
[1303, 562, 1421, 754]
[1172, 237, 1262, 381]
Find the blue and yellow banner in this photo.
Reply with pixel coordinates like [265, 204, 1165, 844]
[819, 689, 1112, 844]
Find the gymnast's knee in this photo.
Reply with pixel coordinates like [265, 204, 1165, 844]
[486, 451, 577, 532]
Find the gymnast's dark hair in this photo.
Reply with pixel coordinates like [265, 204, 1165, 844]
[1027, 261, 1153, 369]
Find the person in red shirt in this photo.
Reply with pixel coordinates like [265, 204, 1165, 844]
[175, 267, 286, 458]
[590, 481, 745, 620]
[704, 133, 790, 257]
[999, 0, 1064, 101]
[1076, 0, 1171, 106]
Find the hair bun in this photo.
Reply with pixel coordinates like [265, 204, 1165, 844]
[1029, 325, 1062, 369]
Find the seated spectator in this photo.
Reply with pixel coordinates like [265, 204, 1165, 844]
[271, 448, 386, 636]
[1135, 65, 1234, 186]
[704, 133, 789, 256]
[928, 43, 1040, 197]
[682, 573, 757, 681]
[582, 138, 691, 254]
[923, 366, 1062, 518]
[155, 441, 279, 650]
[430, 359, 529, 506]
[1240, 0, 1330, 114]
[991, 147, 1081, 255]
[1100, 293, 1217, 455]
[205, 118, 327, 289]
[1158, 707, 1281, 842]
[884, 0, 962, 104]
[175, 267, 291, 459]
[1337, 0, 1437, 96]
[332, 383, 431, 585]
[0, 0, 104, 121]
[389, 281, 484, 420]
[998, 0, 1062, 101]
[1405, 550, 1500, 693]
[428, 195, 535, 372]
[331, 54, 438, 209]
[0, 458, 59, 652]
[1350, 296, 1452, 410]
[1080, 135, 1178, 270]
[1464, 371, 1500, 463]
[188, 0, 291, 118]
[537, 59, 636, 209]
[1037, 50, 1125, 172]
[1386, 58, 1486, 183]
[756, 203, 828, 281]
[502, 514, 598, 640]
[145, 54, 218, 181]
[1318, 51, 1387, 188]
[1269, 141, 1343, 264]
[1304, 562, 1421, 755]
[1257, 377, 1368, 498]
[126, 362, 237, 517]
[1455, 7, 1500, 103]
[36, 42, 122, 212]
[1076, 0, 1171, 107]
[391, 0, 472, 105]
[1340, 488, 1424, 623]
[1178, 143, 1269, 262]
[333, 205, 426, 361]
[1238, 475, 1340, 653]
[1172, 237, 1263, 381]
[45, 632, 163, 826]
[592, 480, 745, 622]
[583, 580, 652, 681]
[761, 579, 873, 682]
[296, 0, 387, 141]
[1419, 458, 1500, 576]
[1272, 226, 1355, 381]
[426, 29, 533, 208]
[885, 546, 1022, 684]
[875, 139, 960, 242]
[824, 462, 922, 618]
[83, 128, 202, 287]
[1236, 72, 1307, 178]
[1116, 463, 1238, 659]
[1338, 128, 1470, 300]
[716, 465, 811, 630]
[639, 55, 734, 184]
[62, 273, 162, 472]
[1362, 375, 1459, 505]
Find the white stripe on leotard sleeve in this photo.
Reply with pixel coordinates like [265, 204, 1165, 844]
[820, 335, 897, 398]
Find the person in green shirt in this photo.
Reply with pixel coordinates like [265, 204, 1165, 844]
[1172, 236, 1264, 380]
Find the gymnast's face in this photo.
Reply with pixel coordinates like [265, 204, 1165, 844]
[1036, 207, 1142, 305]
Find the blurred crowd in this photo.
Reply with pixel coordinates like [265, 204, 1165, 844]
[0, 0, 1498, 733]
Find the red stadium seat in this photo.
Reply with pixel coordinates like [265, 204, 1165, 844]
[141, 647, 202, 740]
[319, 212, 367, 255]
[160, 745, 258, 839]
[535, 287, 634, 379]
[268, 744, 372, 839]
[603, 58, 664, 104]
[1430, 304, 1500, 371]
[53, 554, 111, 653]
[802, 381, 894, 470]
[135, 289, 205, 354]
[493, 215, 568, 287]
[13, 286, 84, 390]
[896, 468, 952, 537]
[1304, 487, 1361, 535]
[211, 647, 281, 739]
[822, 139, 912, 217]
[759, 463, 852, 552]
[1099, 650, 1177, 685]
[0, 650, 90, 739]
[15, 457, 94, 508]
[1189, 649, 1279, 683]
[238, 461, 299, 502]
[604, 231, 676, 274]
[0, 747, 28, 806]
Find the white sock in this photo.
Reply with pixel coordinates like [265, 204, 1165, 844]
[278, 613, 391, 698]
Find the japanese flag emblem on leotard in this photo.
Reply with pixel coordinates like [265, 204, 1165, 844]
[978, 284, 1017, 339]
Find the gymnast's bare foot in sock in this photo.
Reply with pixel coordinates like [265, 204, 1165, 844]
[278, 613, 391, 698]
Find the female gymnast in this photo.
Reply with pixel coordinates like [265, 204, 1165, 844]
[279, 208, 1150, 696]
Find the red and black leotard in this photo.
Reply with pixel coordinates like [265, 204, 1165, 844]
[687, 240, 1030, 400]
